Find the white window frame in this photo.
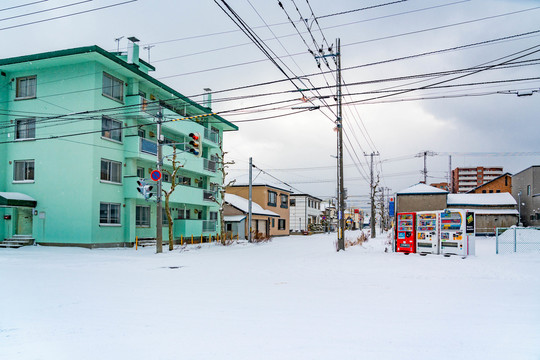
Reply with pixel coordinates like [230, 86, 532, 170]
[102, 72, 124, 102]
[100, 158, 122, 184]
[16, 75, 36, 99]
[100, 202, 121, 226]
[13, 160, 35, 182]
[136, 205, 150, 227]
[101, 116, 122, 143]
[15, 118, 36, 140]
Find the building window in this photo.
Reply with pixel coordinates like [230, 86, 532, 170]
[100, 159, 122, 183]
[178, 209, 190, 220]
[102, 72, 123, 102]
[16, 76, 36, 99]
[268, 191, 277, 206]
[272, 218, 275, 227]
[102, 116, 122, 142]
[496, 190, 501, 193]
[100, 202, 121, 225]
[136, 206, 150, 227]
[181, 177, 191, 186]
[14, 160, 34, 181]
[278, 219, 286, 230]
[162, 211, 169, 226]
[290, 199, 296, 206]
[137, 167, 145, 178]
[15, 118, 36, 140]
[280, 194, 288, 208]
[527, 185, 531, 196]
[482, 190, 486, 193]
[489, 190, 493, 193]
[210, 212, 218, 221]
[162, 172, 171, 183]
[505, 177, 508, 186]
[138, 129, 146, 138]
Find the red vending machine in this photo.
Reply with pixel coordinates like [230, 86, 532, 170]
[396, 212, 416, 253]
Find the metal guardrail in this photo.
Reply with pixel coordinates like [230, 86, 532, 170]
[203, 220, 216, 232]
[495, 227, 540, 254]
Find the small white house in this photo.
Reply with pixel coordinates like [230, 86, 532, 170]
[289, 194, 323, 232]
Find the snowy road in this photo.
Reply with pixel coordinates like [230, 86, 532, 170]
[1, 231, 539, 359]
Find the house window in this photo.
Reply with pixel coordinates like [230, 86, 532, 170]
[272, 218, 275, 227]
[178, 209, 190, 220]
[268, 191, 277, 206]
[527, 185, 531, 196]
[290, 199, 296, 207]
[278, 219, 286, 230]
[102, 72, 123, 102]
[15, 118, 36, 140]
[280, 194, 288, 208]
[482, 190, 487, 193]
[16, 76, 36, 99]
[137, 167, 145, 178]
[102, 116, 122, 142]
[99, 202, 121, 225]
[505, 177, 508, 186]
[136, 206, 150, 227]
[496, 190, 501, 193]
[14, 160, 34, 181]
[100, 159, 122, 183]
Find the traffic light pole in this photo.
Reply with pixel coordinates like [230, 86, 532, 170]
[156, 109, 163, 253]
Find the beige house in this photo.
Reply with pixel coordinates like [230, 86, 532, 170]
[223, 194, 279, 239]
[226, 184, 292, 237]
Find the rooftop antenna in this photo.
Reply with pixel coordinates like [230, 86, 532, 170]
[143, 45, 155, 63]
[114, 36, 124, 53]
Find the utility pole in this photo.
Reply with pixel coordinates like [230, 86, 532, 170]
[315, 38, 344, 250]
[448, 155, 452, 192]
[155, 109, 163, 253]
[143, 45, 155, 63]
[248, 157, 253, 243]
[417, 150, 436, 183]
[365, 152, 380, 238]
[336, 38, 345, 251]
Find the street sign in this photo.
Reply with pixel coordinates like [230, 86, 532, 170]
[150, 170, 162, 181]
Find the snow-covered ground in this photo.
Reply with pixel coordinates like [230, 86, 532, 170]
[1, 231, 539, 360]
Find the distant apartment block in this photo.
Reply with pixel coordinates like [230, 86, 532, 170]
[451, 166, 504, 193]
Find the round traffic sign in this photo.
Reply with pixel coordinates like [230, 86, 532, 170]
[150, 170, 162, 181]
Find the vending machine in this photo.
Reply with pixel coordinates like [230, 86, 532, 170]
[396, 212, 416, 253]
[415, 211, 441, 255]
[439, 209, 472, 257]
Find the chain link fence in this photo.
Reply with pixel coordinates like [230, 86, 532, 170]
[496, 227, 540, 254]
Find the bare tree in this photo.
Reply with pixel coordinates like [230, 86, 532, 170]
[212, 139, 235, 245]
[161, 147, 183, 251]
[370, 173, 380, 238]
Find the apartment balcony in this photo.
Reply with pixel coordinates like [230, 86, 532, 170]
[204, 128, 219, 145]
[124, 136, 220, 177]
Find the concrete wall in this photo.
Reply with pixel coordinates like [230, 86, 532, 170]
[475, 214, 518, 235]
[396, 194, 447, 213]
[512, 166, 540, 226]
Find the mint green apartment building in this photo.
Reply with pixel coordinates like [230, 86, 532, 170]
[0, 39, 238, 247]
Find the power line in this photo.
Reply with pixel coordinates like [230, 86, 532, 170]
[0, 1, 48, 13]
[0, 0, 92, 22]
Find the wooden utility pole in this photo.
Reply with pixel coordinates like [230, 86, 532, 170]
[365, 152, 380, 238]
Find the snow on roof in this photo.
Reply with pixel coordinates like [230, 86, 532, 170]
[0, 192, 36, 201]
[397, 183, 448, 195]
[224, 215, 246, 222]
[224, 194, 280, 217]
[473, 209, 519, 215]
[447, 193, 517, 206]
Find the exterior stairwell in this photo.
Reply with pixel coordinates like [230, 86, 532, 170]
[0, 236, 35, 248]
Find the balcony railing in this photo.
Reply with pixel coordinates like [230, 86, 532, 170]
[141, 138, 157, 155]
[204, 158, 217, 172]
[140, 96, 160, 117]
[203, 220, 216, 232]
[204, 128, 219, 143]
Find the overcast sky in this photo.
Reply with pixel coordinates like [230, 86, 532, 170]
[2, 0, 540, 209]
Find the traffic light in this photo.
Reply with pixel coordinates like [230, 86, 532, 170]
[187, 132, 202, 157]
[137, 180, 154, 200]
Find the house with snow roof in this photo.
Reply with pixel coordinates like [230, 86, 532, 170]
[226, 184, 292, 237]
[223, 193, 279, 239]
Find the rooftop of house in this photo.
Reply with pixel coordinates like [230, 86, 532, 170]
[396, 183, 449, 195]
[447, 193, 517, 206]
[224, 194, 280, 217]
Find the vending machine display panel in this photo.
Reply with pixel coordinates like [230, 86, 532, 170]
[416, 211, 441, 255]
[396, 212, 416, 253]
